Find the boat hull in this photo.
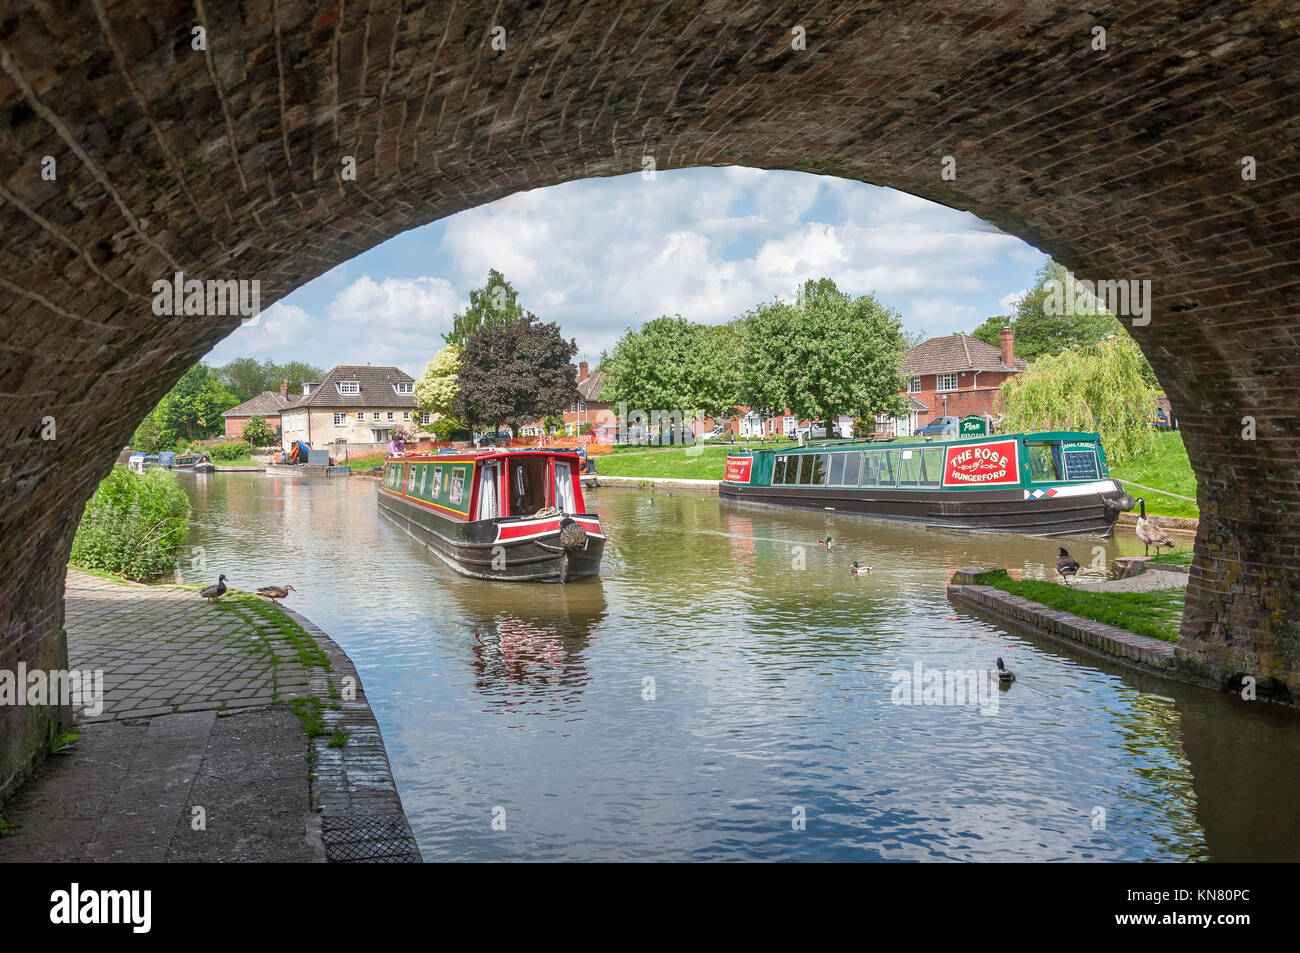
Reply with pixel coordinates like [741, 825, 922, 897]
[718, 479, 1128, 537]
[377, 489, 605, 582]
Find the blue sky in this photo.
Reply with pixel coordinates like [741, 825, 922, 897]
[205, 167, 1048, 378]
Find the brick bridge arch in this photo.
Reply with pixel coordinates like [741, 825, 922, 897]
[2, 2, 1298, 789]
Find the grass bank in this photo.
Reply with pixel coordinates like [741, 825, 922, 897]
[339, 451, 387, 470]
[973, 570, 1185, 643]
[596, 445, 732, 479]
[1108, 430, 1197, 519]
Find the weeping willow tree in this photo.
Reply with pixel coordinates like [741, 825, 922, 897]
[995, 334, 1159, 463]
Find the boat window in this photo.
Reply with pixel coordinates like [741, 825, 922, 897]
[1062, 447, 1100, 481]
[772, 456, 786, 484]
[808, 454, 828, 485]
[879, 451, 897, 486]
[796, 455, 814, 484]
[860, 452, 877, 487]
[841, 451, 861, 487]
[408, 466, 417, 492]
[419, 465, 429, 496]
[920, 448, 943, 486]
[828, 453, 846, 486]
[1026, 441, 1061, 482]
[898, 449, 922, 485]
[477, 463, 499, 520]
[783, 456, 799, 485]
[554, 462, 576, 513]
[432, 466, 443, 496]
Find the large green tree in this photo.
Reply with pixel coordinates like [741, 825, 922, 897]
[972, 260, 1125, 361]
[600, 315, 742, 421]
[995, 334, 1159, 463]
[156, 364, 237, 444]
[453, 313, 579, 433]
[740, 278, 908, 432]
[443, 268, 526, 347]
[213, 358, 323, 401]
[414, 343, 463, 417]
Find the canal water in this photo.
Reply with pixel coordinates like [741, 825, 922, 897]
[176, 472, 1300, 862]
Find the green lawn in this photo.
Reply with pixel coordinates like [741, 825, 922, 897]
[1108, 430, 1198, 519]
[1149, 549, 1194, 566]
[596, 445, 733, 479]
[339, 451, 388, 470]
[974, 570, 1185, 643]
[211, 455, 258, 467]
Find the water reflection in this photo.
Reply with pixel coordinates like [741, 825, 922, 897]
[174, 474, 1300, 862]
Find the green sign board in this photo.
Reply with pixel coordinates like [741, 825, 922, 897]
[959, 415, 988, 436]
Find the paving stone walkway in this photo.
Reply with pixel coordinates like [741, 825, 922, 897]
[0, 570, 420, 862]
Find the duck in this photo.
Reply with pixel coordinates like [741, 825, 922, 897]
[1135, 498, 1175, 557]
[199, 574, 228, 604]
[256, 584, 295, 604]
[850, 561, 871, 576]
[818, 536, 832, 548]
[996, 657, 1016, 683]
[1056, 547, 1080, 585]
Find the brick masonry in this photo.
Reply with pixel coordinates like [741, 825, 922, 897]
[2, 1, 1300, 786]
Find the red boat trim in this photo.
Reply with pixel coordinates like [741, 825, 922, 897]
[493, 516, 605, 544]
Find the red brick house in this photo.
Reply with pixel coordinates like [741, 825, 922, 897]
[887, 327, 1027, 435]
[221, 383, 289, 440]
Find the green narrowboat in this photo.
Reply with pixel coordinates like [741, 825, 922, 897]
[719, 431, 1135, 537]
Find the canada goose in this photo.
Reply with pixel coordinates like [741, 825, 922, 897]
[199, 574, 228, 604]
[1056, 547, 1080, 585]
[996, 657, 1016, 683]
[818, 536, 832, 548]
[1135, 498, 1175, 557]
[851, 561, 871, 576]
[256, 584, 295, 604]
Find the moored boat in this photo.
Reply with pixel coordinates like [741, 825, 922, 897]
[719, 431, 1134, 537]
[377, 448, 605, 582]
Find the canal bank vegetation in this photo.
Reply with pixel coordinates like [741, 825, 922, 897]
[69, 466, 191, 581]
[1107, 430, 1198, 519]
[973, 570, 1185, 643]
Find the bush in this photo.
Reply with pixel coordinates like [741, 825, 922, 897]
[207, 441, 252, 462]
[431, 417, 472, 442]
[240, 415, 276, 446]
[70, 466, 191, 581]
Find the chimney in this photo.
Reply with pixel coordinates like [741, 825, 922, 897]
[1000, 326, 1015, 368]
[579, 360, 589, 382]
[280, 379, 288, 399]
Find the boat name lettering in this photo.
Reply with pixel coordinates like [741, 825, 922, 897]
[942, 439, 1020, 487]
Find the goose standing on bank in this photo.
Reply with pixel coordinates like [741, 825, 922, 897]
[1056, 548, 1080, 585]
[1135, 498, 1175, 557]
[199, 574, 228, 604]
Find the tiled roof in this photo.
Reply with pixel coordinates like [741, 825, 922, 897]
[577, 369, 608, 402]
[281, 365, 417, 410]
[221, 391, 289, 417]
[901, 333, 1028, 376]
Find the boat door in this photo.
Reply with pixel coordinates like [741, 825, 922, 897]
[477, 460, 501, 520]
[551, 457, 576, 514]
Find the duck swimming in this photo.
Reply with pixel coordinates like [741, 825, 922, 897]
[996, 657, 1016, 683]
[850, 561, 871, 576]
[818, 536, 832, 548]
[199, 574, 228, 604]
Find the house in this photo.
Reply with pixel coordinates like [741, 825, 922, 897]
[279, 365, 433, 451]
[521, 361, 616, 438]
[221, 383, 289, 440]
[888, 327, 1028, 435]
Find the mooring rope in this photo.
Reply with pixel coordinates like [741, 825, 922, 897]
[1114, 478, 1197, 503]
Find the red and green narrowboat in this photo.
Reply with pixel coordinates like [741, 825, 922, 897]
[719, 431, 1135, 537]
[378, 449, 605, 582]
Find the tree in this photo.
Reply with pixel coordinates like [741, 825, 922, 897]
[974, 261, 1125, 361]
[214, 358, 323, 401]
[156, 364, 237, 444]
[740, 278, 908, 433]
[600, 316, 742, 423]
[240, 415, 276, 447]
[414, 344, 463, 417]
[130, 411, 164, 452]
[454, 312, 579, 433]
[443, 269, 525, 347]
[995, 334, 1159, 463]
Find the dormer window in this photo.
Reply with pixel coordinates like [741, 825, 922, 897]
[338, 380, 360, 395]
[393, 382, 414, 395]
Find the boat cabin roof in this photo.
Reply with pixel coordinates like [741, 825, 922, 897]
[730, 430, 1102, 456]
[386, 447, 583, 464]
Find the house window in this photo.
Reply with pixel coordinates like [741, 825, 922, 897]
[393, 382, 414, 395]
[387, 412, 394, 421]
[333, 412, 346, 426]
[338, 381, 360, 395]
[419, 413, 430, 425]
[909, 377, 922, 394]
[403, 412, 410, 420]
[578, 401, 586, 414]
[373, 412, 380, 421]
[936, 373, 958, 392]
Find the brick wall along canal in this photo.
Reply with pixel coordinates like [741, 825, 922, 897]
[175, 472, 1300, 861]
